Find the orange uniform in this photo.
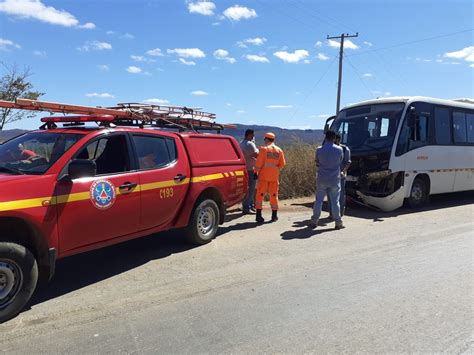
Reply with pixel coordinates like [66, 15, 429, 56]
[254, 142, 286, 211]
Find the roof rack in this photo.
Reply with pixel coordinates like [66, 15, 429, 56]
[0, 99, 235, 132]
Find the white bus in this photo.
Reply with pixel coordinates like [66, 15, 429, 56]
[325, 96, 474, 211]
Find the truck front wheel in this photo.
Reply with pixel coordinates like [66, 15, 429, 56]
[186, 199, 220, 245]
[0, 243, 38, 323]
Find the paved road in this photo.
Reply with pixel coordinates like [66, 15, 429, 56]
[1, 193, 473, 353]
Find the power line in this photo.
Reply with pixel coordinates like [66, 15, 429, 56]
[289, 57, 338, 121]
[346, 29, 473, 57]
[344, 55, 375, 99]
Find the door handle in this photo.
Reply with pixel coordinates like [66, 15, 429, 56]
[174, 174, 186, 182]
[119, 182, 138, 191]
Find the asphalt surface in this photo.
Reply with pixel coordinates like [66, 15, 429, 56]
[1, 192, 473, 353]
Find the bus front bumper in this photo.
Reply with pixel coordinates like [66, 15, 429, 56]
[355, 186, 406, 212]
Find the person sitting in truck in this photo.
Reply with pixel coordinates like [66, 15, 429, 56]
[0, 143, 39, 163]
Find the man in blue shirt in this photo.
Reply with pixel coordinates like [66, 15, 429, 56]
[310, 130, 345, 230]
[328, 132, 351, 217]
[240, 129, 259, 214]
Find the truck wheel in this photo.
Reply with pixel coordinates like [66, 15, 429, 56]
[407, 177, 428, 209]
[186, 199, 220, 245]
[0, 243, 38, 323]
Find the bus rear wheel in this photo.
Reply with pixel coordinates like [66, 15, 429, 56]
[407, 177, 429, 208]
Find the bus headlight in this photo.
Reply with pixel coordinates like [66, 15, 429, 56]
[366, 170, 392, 179]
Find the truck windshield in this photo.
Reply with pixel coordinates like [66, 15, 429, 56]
[331, 103, 405, 152]
[0, 132, 82, 175]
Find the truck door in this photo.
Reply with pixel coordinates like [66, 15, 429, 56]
[131, 133, 190, 230]
[56, 133, 140, 253]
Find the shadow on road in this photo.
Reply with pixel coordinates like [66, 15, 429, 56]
[281, 219, 335, 240]
[291, 191, 474, 222]
[29, 229, 195, 309]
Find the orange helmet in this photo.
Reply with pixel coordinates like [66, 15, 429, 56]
[264, 132, 275, 140]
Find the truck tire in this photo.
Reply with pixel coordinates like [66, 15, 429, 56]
[407, 177, 428, 209]
[0, 243, 38, 323]
[186, 199, 220, 245]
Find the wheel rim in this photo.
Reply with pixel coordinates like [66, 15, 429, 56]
[197, 205, 216, 239]
[411, 182, 424, 203]
[0, 259, 23, 309]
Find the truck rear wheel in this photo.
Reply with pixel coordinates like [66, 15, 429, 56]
[186, 199, 220, 245]
[0, 243, 38, 323]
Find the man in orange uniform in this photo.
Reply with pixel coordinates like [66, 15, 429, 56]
[254, 132, 286, 223]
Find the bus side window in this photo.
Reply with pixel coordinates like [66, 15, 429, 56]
[409, 114, 429, 150]
[467, 113, 474, 144]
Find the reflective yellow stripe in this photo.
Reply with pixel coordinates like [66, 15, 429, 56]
[0, 170, 245, 212]
[0, 197, 49, 212]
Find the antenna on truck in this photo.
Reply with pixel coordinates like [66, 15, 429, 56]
[0, 99, 235, 132]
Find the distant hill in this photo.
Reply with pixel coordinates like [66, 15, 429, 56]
[224, 124, 324, 146]
[0, 125, 324, 146]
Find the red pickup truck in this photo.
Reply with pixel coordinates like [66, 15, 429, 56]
[0, 107, 248, 322]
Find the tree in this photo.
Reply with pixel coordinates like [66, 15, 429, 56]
[0, 63, 44, 131]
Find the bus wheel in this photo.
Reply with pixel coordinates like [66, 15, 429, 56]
[186, 199, 220, 245]
[0, 243, 38, 323]
[407, 177, 428, 208]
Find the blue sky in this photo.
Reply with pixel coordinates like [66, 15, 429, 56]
[0, 0, 473, 130]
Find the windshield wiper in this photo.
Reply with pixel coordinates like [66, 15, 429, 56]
[0, 166, 25, 175]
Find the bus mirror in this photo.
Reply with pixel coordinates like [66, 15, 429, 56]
[324, 123, 329, 133]
[407, 107, 417, 128]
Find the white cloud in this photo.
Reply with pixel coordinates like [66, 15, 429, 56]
[167, 48, 205, 58]
[188, 1, 215, 16]
[77, 41, 112, 52]
[245, 54, 270, 63]
[212, 22, 220, 26]
[106, 30, 115, 35]
[273, 49, 309, 63]
[238, 37, 267, 47]
[317, 114, 329, 119]
[385, 92, 391, 96]
[0, 38, 21, 50]
[191, 90, 209, 96]
[304, 59, 311, 64]
[316, 53, 329, 61]
[444, 46, 474, 64]
[97, 64, 110, 71]
[223, 5, 257, 21]
[362, 73, 373, 77]
[226, 103, 232, 106]
[143, 98, 169, 104]
[471, 63, 474, 68]
[121, 33, 134, 39]
[363, 41, 373, 47]
[213, 49, 236, 63]
[78, 22, 95, 29]
[315, 41, 323, 47]
[0, 0, 95, 29]
[126, 66, 142, 74]
[86, 93, 114, 98]
[131, 55, 156, 63]
[328, 39, 359, 50]
[179, 58, 196, 66]
[237, 110, 246, 114]
[33, 50, 46, 57]
[146, 48, 164, 57]
[266, 105, 293, 109]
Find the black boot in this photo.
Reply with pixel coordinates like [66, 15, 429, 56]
[256, 209, 264, 223]
[271, 210, 278, 222]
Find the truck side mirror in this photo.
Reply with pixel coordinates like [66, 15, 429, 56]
[324, 115, 336, 133]
[68, 159, 96, 180]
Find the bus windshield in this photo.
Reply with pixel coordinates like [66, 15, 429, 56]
[0, 132, 82, 175]
[331, 103, 405, 152]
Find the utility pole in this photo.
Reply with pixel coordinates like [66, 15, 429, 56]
[327, 32, 358, 114]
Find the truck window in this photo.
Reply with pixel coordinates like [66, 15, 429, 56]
[76, 135, 131, 175]
[132, 135, 176, 170]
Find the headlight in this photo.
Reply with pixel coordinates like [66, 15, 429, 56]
[366, 170, 391, 179]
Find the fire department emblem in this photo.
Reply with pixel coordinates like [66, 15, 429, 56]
[90, 180, 116, 210]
